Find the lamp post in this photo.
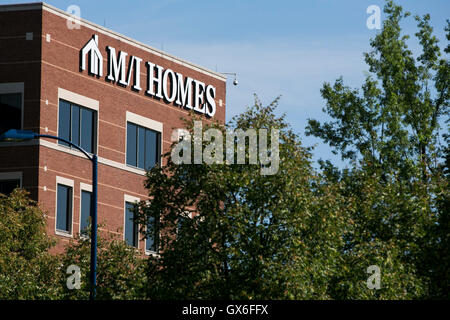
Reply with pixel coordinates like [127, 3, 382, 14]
[0, 129, 98, 300]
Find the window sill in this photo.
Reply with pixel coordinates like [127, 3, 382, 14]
[145, 250, 160, 258]
[55, 230, 73, 238]
[126, 164, 146, 172]
[126, 164, 160, 173]
[58, 142, 94, 156]
[79, 233, 89, 240]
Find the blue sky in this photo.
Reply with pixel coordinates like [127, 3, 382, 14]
[3, 0, 449, 166]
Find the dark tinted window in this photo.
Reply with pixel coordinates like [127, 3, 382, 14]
[81, 107, 94, 153]
[80, 190, 92, 236]
[71, 105, 80, 147]
[0, 93, 22, 135]
[126, 122, 160, 170]
[58, 100, 71, 147]
[146, 215, 158, 253]
[145, 129, 159, 170]
[126, 123, 137, 166]
[0, 179, 20, 195]
[138, 126, 146, 169]
[58, 100, 96, 153]
[56, 184, 72, 233]
[125, 202, 138, 247]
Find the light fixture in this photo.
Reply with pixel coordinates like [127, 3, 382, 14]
[221, 72, 238, 86]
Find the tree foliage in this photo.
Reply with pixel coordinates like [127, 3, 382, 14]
[135, 97, 350, 299]
[306, 0, 449, 299]
[0, 190, 145, 300]
[136, 0, 449, 299]
[0, 189, 61, 299]
[306, 1, 448, 180]
[59, 231, 146, 300]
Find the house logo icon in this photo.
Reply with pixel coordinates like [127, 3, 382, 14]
[80, 34, 103, 77]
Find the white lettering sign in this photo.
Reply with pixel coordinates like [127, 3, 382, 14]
[80, 35, 218, 117]
[80, 35, 103, 77]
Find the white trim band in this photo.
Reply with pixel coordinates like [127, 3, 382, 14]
[126, 111, 163, 133]
[58, 88, 99, 111]
[124, 194, 140, 204]
[56, 175, 74, 187]
[80, 182, 92, 192]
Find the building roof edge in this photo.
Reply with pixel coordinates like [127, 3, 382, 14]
[0, 2, 227, 82]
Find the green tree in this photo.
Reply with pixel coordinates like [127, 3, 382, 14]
[60, 230, 146, 300]
[0, 189, 146, 300]
[306, 0, 449, 299]
[0, 189, 62, 299]
[420, 132, 450, 298]
[307, 2, 448, 180]
[135, 97, 349, 299]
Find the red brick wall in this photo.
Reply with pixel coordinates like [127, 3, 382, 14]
[38, 6, 226, 252]
[0, 4, 226, 254]
[0, 8, 42, 200]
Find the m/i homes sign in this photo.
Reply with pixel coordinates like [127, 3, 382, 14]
[80, 35, 218, 118]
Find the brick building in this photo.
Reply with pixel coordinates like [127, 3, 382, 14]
[0, 2, 226, 253]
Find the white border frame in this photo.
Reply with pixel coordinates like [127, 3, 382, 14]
[57, 87, 100, 156]
[0, 82, 24, 133]
[125, 111, 163, 171]
[79, 182, 92, 237]
[124, 194, 140, 249]
[55, 176, 74, 238]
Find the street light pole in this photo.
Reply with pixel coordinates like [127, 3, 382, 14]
[90, 153, 98, 300]
[0, 129, 98, 300]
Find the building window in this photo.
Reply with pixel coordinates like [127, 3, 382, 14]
[56, 184, 73, 233]
[80, 190, 92, 236]
[58, 99, 97, 154]
[125, 202, 138, 247]
[0, 172, 22, 196]
[126, 122, 160, 170]
[145, 215, 158, 253]
[0, 179, 20, 195]
[0, 92, 21, 135]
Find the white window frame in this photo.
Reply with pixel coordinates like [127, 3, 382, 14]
[124, 194, 140, 249]
[57, 88, 99, 155]
[125, 111, 163, 171]
[0, 82, 24, 134]
[79, 182, 92, 237]
[55, 176, 74, 237]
